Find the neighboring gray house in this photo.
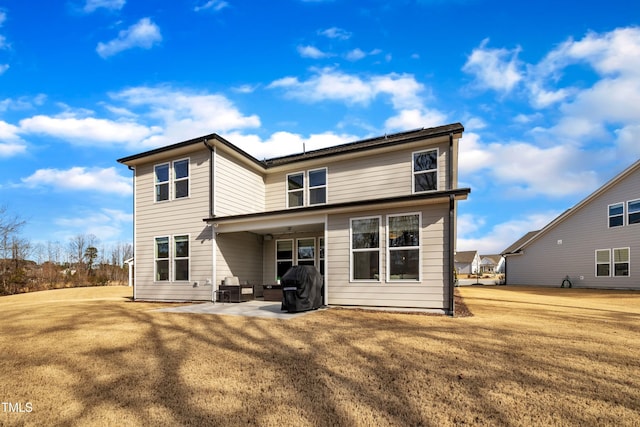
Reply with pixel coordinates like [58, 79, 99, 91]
[502, 159, 640, 289]
[117, 123, 470, 312]
[454, 250, 479, 275]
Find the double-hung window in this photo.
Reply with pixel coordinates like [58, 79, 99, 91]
[155, 237, 170, 281]
[413, 149, 438, 193]
[155, 164, 170, 202]
[297, 238, 316, 266]
[608, 203, 624, 227]
[308, 168, 327, 205]
[173, 159, 189, 199]
[350, 216, 381, 281]
[276, 240, 294, 279]
[613, 248, 630, 277]
[287, 173, 304, 208]
[174, 235, 190, 281]
[628, 200, 640, 225]
[388, 213, 421, 281]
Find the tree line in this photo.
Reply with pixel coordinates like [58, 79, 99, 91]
[0, 206, 132, 296]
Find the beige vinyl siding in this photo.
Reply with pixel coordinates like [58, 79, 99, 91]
[215, 232, 263, 286]
[326, 204, 450, 309]
[134, 149, 214, 301]
[264, 140, 451, 211]
[215, 149, 265, 216]
[507, 166, 640, 289]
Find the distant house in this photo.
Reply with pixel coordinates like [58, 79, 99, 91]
[502, 159, 640, 289]
[117, 123, 470, 312]
[455, 251, 480, 275]
[479, 254, 502, 274]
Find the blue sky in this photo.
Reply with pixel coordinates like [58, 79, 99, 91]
[1, 0, 639, 257]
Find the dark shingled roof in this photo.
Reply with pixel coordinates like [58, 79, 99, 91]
[454, 251, 478, 264]
[118, 122, 464, 168]
[501, 230, 540, 255]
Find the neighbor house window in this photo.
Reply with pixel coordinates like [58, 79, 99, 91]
[613, 248, 630, 277]
[155, 237, 170, 281]
[351, 216, 381, 281]
[297, 238, 316, 266]
[173, 159, 189, 199]
[276, 240, 293, 279]
[174, 235, 189, 281]
[287, 172, 304, 207]
[388, 213, 421, 281]
[595, 249, 611, 277]
[308, 168, 327, 205]
[155, 164, 170, 202]
[628, 200, 640, 225]
[608, 203, 624, 227]
[413, 149, 438, 193]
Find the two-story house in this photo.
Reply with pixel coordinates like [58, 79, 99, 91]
[502, 158, 640, 289]
[117, 123, 470, 312]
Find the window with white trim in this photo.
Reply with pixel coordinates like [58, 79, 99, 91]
[350, 216, 381, 281]
[276, 240, 294, 280]
[173, 159, 189, 199]
[155, 164, 170, 202]
[608, 203, 624, 228]
[387, 213, 421, 281]
[297, 238, 316, 266]
[613, 247, 630, 277]
[628, 199, 640, 225]
[174, 235, 190, 281]
[308, 168, 327, 205]
[413, 149, 438, 193]
[595, 249, 610, 277]
[287, 173, 304, 207]
[155, 236, 170, 281]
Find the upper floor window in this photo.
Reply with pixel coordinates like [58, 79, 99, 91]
[173, 159, 189, 199]
[608, 203, 624, 227]
[308, 168, 327, 205]
[154, 159, 189, 202]
[628, 199, 640, 225]
[413, 149, 438, 193]
[287, 172, 304, 207]
[155, 164, 169, 202]
[287, 168, 328, 208]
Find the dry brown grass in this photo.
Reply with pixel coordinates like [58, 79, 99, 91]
[1, 285, 639, 426]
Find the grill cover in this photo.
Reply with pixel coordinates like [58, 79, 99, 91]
[281, 266, 323, 313]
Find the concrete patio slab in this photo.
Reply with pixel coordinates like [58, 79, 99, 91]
[154, 299, 321, 319]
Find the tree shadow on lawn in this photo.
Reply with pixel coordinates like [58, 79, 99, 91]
[2, 292, 640, 426]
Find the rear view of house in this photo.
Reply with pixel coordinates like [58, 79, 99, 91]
[117, 123, 470, 312]
[502, 159, 640, 289]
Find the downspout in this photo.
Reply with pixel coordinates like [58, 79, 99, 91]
[447, 132, 455, 316]
[127, 165, 136, 301]
[203, 140, 217, 302]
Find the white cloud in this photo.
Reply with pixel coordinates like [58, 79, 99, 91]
[22, 167, 132, 195]
[297, 45, 331, 59]
[319, 27, 351, 40]
[384, 108, 447, 131]
[345, 48, 366, 61]
[96, 17, 162, 58]
[463, 38, 523, 92]
[194, 0, 229, 12]
[222, 130, 357, 160]
[0, 121, 26, 157]
[19, 114, 158, 146]
[53, 208, 132, 244]
[457, 212, 559, 254]
[83, 0, 125, 13]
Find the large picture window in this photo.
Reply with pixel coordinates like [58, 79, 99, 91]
[174, 235, 190, 281]
[628, 200, 640, 225]
[613, 248, 630, 277]
[388, 213, 421, 281]
[276, 240, 294, 279]
[155, 237, 170, 281]
[308, 168, 327, 205]
[287, 173, 304, 207]
[608, 203, 624, 227]
[351, 217, 381, 281]
[155, 164, 170, 202]
[173, 159, 189, 199]
[413, 149, 438, 193]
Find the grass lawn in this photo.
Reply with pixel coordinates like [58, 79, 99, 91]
[1, 285, 639, 426]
